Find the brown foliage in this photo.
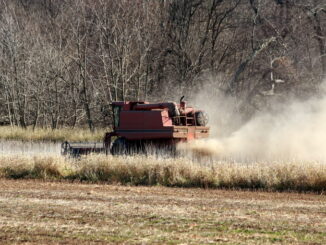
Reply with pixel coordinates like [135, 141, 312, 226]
[0, 0, 324, 128]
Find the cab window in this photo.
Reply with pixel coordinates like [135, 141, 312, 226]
[112, 105, 121, 128]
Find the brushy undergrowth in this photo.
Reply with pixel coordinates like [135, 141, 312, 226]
[0, 155, 325, 192]
[0, 126, 108, 142]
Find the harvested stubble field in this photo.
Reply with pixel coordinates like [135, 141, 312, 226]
[0, 179, 325, 244]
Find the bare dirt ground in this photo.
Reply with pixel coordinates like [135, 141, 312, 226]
[0, 179, 325, 244]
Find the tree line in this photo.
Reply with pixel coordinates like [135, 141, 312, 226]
[0, 0, 324, 130]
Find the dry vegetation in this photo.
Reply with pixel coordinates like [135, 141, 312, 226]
[0, 126, 106, 142]
[0, 155, 325, 192]
[0, 179, 325, 244]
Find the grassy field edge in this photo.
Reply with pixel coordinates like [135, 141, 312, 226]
[0, 126, 107, 142]
[0, 155, 325, 193]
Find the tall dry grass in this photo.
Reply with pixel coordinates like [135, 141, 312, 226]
[0, 126, 108, 142]
[0, 155, 325, 192]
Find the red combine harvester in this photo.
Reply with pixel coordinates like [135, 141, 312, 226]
[61, 97, 209, 156]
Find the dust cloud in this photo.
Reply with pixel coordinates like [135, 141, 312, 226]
[181, 80, 326, 163]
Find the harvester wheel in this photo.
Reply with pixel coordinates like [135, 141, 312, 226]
[110, 138, 128, 155]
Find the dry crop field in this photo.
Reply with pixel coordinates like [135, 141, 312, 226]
[0, 179, 325, 244]
[0, 155, 325, 192]
[0, 137, 325, 244]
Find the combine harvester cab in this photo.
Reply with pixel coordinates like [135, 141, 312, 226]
[104, 97, 210, 155]
[62, 97, 209, 156]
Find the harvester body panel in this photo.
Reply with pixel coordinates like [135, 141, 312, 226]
[114, 126, 209, 141]
[119, 110, 172, 130]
